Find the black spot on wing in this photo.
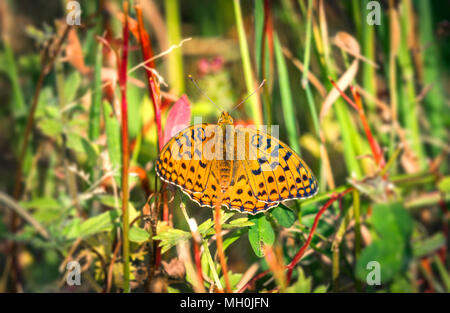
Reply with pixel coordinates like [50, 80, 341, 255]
[258, 157, 268, 164]
[252, 167, 262, 175]
[283, 151, 292, 162]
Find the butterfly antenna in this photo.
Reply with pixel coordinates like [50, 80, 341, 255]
[232, 79, 266, 111]
[188, 74, 224, 112]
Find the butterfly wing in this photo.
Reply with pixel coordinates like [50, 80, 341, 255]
[157, 123, 318, 214]
[180, 164, 222, 207]
[236, 127, 318, 203]
[156, 123, 219, 198]
[221, 160, 278, 214]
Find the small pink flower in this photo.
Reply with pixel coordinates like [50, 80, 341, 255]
[197, 58, 211, 75]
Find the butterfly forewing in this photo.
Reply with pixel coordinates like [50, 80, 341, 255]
[156, 124, 217, 194]
[235, 127, 318, 203]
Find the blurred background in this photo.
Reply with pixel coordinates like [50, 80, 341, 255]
[0, 0, 449, 293]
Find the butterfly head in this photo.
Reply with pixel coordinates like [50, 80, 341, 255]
[218, 111, 234, 125]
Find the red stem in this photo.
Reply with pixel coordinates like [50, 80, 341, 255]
[350, 87, 385, 168]
[192, 239, 204, 289]
[134, 4, 165, 270]
[119, 2, 130, 292]
[262, 0, 274, 78]
[331, 80, 385, 169]
[286, 188, 353, 283]
[135, 5, 163, 150]
[238, 188, 353, 293]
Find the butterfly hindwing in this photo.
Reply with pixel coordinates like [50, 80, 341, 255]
[182, 164, 221, 207]
[223, 160, 278, 214]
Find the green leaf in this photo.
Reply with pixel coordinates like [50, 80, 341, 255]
[66, 132, 99, 165]
[390, 275, 414, 293]
[219, 271, 243, 291]
[356, 202, 413, 283]
[197, 218, 215, 237]
[153, 228, 191, 254]
[103, 100, 122, 187]
[223, 217, 254, 229]
[20, 197, 63, 223]
[438, 176, 450, 194]
[63, 71, 81, 103]
[356, 240, 404, 283]
[313, 285, 328, 293]
[197, 212, 237, 237]
[222, 228, 247, 252]
[370, 202, 413, 242]
[62, 218, 82, 239]
[248, 213, 275, 257]
[67, 209, 119, 239]
[271, 204, 296, 228]
[38, 118, 63, 137]
[167, 286, 181, 293]
[98, 195, 139, 222]
[129, 226, 150, 243]
[21, 197, 60, 210]
[413, 232, 445, 258]
[286, 267, 325, 293]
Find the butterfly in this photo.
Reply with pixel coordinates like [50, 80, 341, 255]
[155, 111, 318, 215]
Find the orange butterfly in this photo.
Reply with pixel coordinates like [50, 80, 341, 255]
[156, 111, 318, 214]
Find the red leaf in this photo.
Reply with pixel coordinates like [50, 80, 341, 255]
[163, 95, 191, 146]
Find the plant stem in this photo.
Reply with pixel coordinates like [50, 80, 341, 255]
[88, 44, 103, 141]
[120, 2, 130, 293]
[166, 0, 184, 95]
[202, 241, 223, 290]
[233, 0, 263, 124]
[361, 0, 377, 111]
[215, 193, 231, 292]
[398, 0, 425, 169]
[287, 188, 353, 283]
[273, 33, 300, 153]
[353, 189, 362, 292]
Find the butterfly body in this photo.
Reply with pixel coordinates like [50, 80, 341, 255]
[156, 112, 318, 214]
